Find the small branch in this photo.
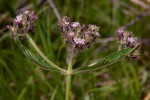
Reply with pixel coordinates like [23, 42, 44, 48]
[17, 0, 46, 12]
[131, 0, 149, 9]
[47, 0, 61, 20]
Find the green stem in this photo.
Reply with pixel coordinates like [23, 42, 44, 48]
[65, 74, 71, 100]
[26, 34, 66, 74]
[65, 55, 73, 100]
[118, 44, 122, 51]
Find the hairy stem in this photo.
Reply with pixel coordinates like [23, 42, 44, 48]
[26, 34, 66, 73]
[65, 55, 73, 100]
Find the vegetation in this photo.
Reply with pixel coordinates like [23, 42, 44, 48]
[0, 0, 150, 100]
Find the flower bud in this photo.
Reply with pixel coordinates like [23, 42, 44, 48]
[117, 29, 124, 41]
[6, 25, 11, 30]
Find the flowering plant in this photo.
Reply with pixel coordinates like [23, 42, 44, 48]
[7, 11, 141, 100]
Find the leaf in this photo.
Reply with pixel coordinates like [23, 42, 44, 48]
[75, 45, 139, 73]
[13, 36, 57, 71]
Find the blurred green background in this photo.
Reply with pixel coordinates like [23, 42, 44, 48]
[0, 0, 150, 100]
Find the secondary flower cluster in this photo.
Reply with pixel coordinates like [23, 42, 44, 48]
[117, 29, 141, 59]
[117, 29, 139, 48]
[58, 16, 100, 54]
[7, 11, 37, 37]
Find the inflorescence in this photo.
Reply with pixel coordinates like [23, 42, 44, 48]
[117, 29, 139, 48]
[7, 11, 37, 38]
[117, 29, 141, 59]
[58, 16, 100, 54]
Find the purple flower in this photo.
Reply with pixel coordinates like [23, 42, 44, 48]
[88, 24, 94, 29]
[58, 16, 70, 27]
[6, 25, 11, 30]
[58, 16, 70, 33]
[30, 11, 37, 22]
[126, 37, 138, 48]
[81, 24, 85, 29]
[71, 22, 80, 28]
[24, 10, 30, 14]
[128, 37, 134, 43]
[84, 31, 90, 36]
[73, 37, 85, 45]
[128, 32, 133, 38]
[117, 29, 124, 41]
[69, 31, 75, 37]
[14, 14, 23, 25]
[94, 32, 100, 37]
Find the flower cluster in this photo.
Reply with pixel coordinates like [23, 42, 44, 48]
[58, 16, 100, 54]
[117, 29, 141, 59]
[117, 29, 139, 48]
[7, 11, 37, 37]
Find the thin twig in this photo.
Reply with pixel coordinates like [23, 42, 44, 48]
[17, 0, 46, 12]
[47, 0, 61, 20]
[131, 0, 149, 9]
[102, 8, 150, 44]
[118, 8, 150, 30]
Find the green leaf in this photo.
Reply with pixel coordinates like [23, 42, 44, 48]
[74, 46, 139, 73]
[13, 36, 58, 71]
